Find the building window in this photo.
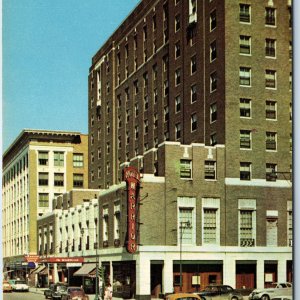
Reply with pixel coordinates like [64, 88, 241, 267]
[114, 208, 121, 241]
[144, 120, 149, 134]
[266, 163, 277, 181]
[191, 84, 197, 102]
[210, 41, 217, 61]
[175, 95, 181, 113]
[210, 72, 217, 92]
[240, 98, 251, 118]
[134, 80, 139, 94]
[103, 209, 109, 242]
[175, 42, 181, 58]
[204, 161, 216, 180]
[265, 7, 276, 26]
[39, 193, 49, 207]
[180, 159, 192, 179]
[265, 70, 276, 89]
[265, 38, 276, 57]
[163, 55, 169, 72]
[154, 88, 158, 103]
[288, 211, 292, 246]
[135, 126, 139, 139]
[175, 15, 180, 32]
[106, 142, 110, 154]
[240, 4, 250, 23]
[39, 172, 49, 186]
[266, 217, 278, 246]
[54, 173, 64, 186]
[164, 106, 169, 121]
[154, 114, 158, 128]
[144, 95, 149, 110]
[38, 151, 48, 165]
[210, 10, 216, 31]
[203, 208, 217, 244]
[164, 80, 169, 96]
[210, 103, 217, 122]
[191, 56, 197, 74]
[73, 174, 84, 187]
[175, 68, 181, 85]
[135, 103, 139, 116]
[240, 162, 251, 180]
[153, 64, 158, 81]
[289, 72, 292, 91]
[239, 67, 251, 86]
[266, 100, 277, 119]
[240, 210, 255, 246]
[191, 113, 197, 131]
[289, 41, 292, 60]
[240, 130, 251, 149]
[54, 152, 64, 167]
[175, 123, 181, 140]
[240, 35, 251, 55]
[106, 162, 110, 174]
[178, 207, 193, 244]
[266, 132, 277, 150]
[210, 133, 217, 146]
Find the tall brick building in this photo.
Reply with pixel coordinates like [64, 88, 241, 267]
[90, 0, 292, 299]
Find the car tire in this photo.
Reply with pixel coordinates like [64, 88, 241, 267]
[261, 295, 270, 300]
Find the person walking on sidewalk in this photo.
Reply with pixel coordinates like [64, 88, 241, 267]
[104, 283, 112, 300]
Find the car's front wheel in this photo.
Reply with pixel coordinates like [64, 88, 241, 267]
[261, 295, 270, 300]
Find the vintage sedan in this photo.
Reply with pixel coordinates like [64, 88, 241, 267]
[8, 279, 29, 292]
[248, 282, 292, 300]
[3, 281, 13, 293]
[196, 285, 243, 300]
[60, 286, 89, 300]
[166, 293, 201, 300]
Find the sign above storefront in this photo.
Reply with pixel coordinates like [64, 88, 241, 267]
[39, 257, 84, 263]
[123, 166, 140, 254]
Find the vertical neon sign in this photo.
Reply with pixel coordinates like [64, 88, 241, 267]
[123, 166, 140, 253]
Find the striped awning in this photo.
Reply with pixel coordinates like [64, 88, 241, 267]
[73, 263, 96, 277]
[32, 265, 46, 274]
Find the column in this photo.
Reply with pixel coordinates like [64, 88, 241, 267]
[277, 258, 286, 283]
[223, 255, 236, 288]
[53, 263, 59, 283]
[256, 259, 264, 290]
[136, 255, 151, 300]
[162, 257, 173, 295]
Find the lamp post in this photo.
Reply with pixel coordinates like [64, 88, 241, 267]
[179, 220, 192, 292]
[81, 227, 99, 300]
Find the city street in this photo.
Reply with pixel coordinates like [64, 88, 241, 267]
[3, 292, 44, 300]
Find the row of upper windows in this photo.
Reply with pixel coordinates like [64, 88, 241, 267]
[3, 154, 28, 185]
[37, 152, 84, 168]
[38, 172, 84, 188]
[180, 159, 292, 182]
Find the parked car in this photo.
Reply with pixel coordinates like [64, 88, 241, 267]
[166, 293, 201, 300]
[60, 286, 89, 300]
[248, 282, 292, 300]
[8, 279, 29, 292]
[196, 285, 243, 300]
[44, 283, 68, 300]
[3, 281, 13, 292]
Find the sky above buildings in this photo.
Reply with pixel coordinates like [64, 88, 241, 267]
[2, 0, 140, 152]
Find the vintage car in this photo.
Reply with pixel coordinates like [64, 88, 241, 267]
[8, 279, 29, 292]
[248, 282, 292, 300]
[60, 286, 89, 300]
[166, 293, 201, 300]
[3, 281, 13, 292]
[43, 283, 68, 299]
[196, 285, 243, 300]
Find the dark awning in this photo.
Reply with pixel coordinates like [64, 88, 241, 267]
[73, 263, 96, 277]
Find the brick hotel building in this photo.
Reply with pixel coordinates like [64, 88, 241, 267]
[87, 0, 292, 299]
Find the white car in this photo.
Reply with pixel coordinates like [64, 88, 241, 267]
[249, 282, 292, 300]
[8, 279, 29, 292]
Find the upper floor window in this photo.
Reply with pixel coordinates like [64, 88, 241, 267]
[175, 15, 181, 32]
[265, 70, 276, 89]
[266, 163, 277, 181]
[240, 210, 255, 246]
[204, 161, 216, 180]
[180, 159, 192, 179]
[178, 207, 194, 244]
[203, 208, 218, 244]
[210, 133, 217, 146]
[266, 132, 277, 151]
[191, 84, 197, 102]
[210, 10, 216, 31]
[39, 193, 49, 207]
[191, 56, 197, 74]
[240, 4, 251, 23]
[175, 123, 181, 140]
[54, 173, 64, 186]
[73, 173, 84, 188]
[266, 100, 277, 120]
[265, 7, 276, 26]
[175, 95, 181, 113]
[240, 35, 251, 55]
[265, 38, 276, 58]
[73, 153, 84, 167]
[240, 130, 251, 149]
[240, 98, 251, 118]
[39, 172, 49, 186]
[175, 69, 181, 85]
[38, 151, 48, 166]
[210, 103, 217, 122]
[239, 67, 251, 86]
[191, 113, 197, 131]
[54, 152, 64, 167]
[210, 41, 217, 61]
[175, 42, 181, 58]
[240, 162, 251, 180]
[210, 72, 217, 92]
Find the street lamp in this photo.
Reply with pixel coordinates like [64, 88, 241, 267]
[179, 220, 192, 292]
[80, 227, 99, 300]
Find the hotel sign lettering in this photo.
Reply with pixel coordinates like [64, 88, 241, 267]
[123, 166, 140, 253]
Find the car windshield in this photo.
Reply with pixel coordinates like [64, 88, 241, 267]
[57, 286, 67, 291]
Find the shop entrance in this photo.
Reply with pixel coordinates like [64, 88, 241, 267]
[151, 262, 163, 298]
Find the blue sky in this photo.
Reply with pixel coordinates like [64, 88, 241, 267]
[2, 0, 140, 151]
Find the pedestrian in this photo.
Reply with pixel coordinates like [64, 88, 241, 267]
[104, 283, 113, 300]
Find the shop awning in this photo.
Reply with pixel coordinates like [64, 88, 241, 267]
[39, 267, 49, 275]
[32, 265, 46, 274]
[73, 263, 96, 277]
